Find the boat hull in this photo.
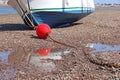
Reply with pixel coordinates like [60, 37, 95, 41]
[28, 11, 91, 27]
[8, 0, 95, 28]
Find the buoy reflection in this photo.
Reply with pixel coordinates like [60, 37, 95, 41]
[27, 48, 71, 72]
[37, 48, 51, 56]
[36, 48, 71, 60]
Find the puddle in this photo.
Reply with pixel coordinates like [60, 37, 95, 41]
[27, 48, 72, 72]
[0, 7, 17, 14]
[0, 51, 12, 64]
[0, 48, 72, 75]
[0, 68, 16, 80]
[0, 51, 16, 79]
[86, 43, 120, 53]
[29, 59, 56, 72]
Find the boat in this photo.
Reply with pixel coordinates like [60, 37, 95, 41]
[8, 0, 95, 28]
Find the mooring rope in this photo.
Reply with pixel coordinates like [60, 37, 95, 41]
[47, 34, 77, 49]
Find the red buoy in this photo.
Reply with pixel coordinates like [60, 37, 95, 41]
[36, 24, 51, 39]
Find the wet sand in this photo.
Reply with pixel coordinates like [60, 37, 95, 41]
[0, 10, 120, 79]
[0, 4, 9, 7]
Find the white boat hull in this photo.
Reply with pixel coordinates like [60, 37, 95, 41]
[28, 0, 95, 12]
[8, 0, 95, 28]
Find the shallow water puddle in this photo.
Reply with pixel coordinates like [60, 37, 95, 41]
[0, 51, 16, 79]
[0, 68, 15, 80]
[86, 43, 120, 53]
[0, 48, 72, 75]
[0, 51, 12, 63]
[27, 48, 72, 72]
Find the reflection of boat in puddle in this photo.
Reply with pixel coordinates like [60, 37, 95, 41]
[0, 51, 16, 80]
[86, 43, 120, 53]
[27, 48, 71, 72]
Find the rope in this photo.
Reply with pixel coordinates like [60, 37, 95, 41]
[47, 34, 77, 49]
[16, 0, 35, 29]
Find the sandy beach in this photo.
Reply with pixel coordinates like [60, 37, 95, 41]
[0, 4, 9, 7]
[0, 9, 120, 79]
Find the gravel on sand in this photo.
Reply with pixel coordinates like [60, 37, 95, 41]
[0, 10, 120, 79]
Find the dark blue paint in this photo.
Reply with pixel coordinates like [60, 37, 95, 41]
[27, 10, 92, 27]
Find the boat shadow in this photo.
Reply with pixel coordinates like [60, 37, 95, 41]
[0, 24, 33, 31]
[0, 22, 83, 31]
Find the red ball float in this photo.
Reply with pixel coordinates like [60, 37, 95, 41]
[36, 24, 51, 39]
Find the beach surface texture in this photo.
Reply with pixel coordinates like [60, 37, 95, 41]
[0, 6, 120, 79]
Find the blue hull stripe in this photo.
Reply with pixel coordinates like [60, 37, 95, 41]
[30, 7, 95, 13]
